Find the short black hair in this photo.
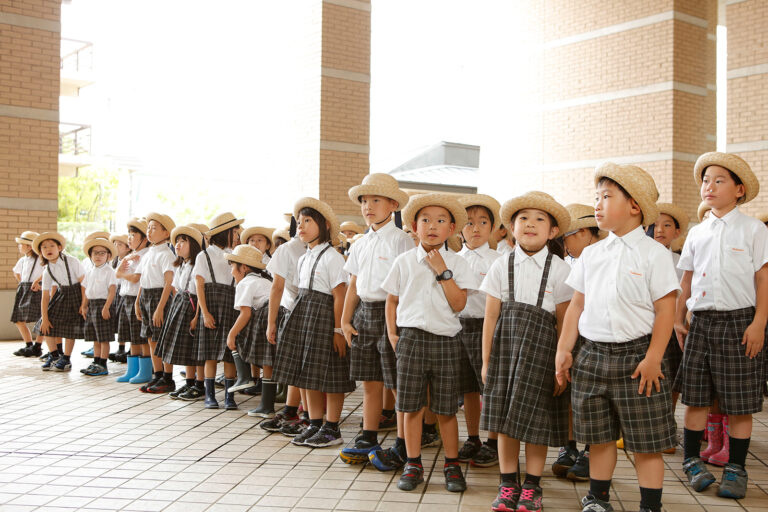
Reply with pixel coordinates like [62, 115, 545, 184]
[597, 176, 631, 199]
[415, 206, 455, 223]
[298, 207, 331, 244]
[210, 227, 237, 249]
[510, 209, 558, 228]
[466, 204, 494, 227]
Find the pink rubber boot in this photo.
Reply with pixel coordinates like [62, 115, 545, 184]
[709, 415, 729, 467]
[700, 413, 723, 463]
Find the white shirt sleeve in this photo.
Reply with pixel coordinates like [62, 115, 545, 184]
[234, 280, 253, 309]
[677, 232, 695, 271]
[13, 258, 23, 275]
[479, 256, 505, 300]
[649, 247, 682, 302]
[160, 251, 176, 276]
[70, 256, 84, 282]
[343, 243, 360, 276]
[266, 246, 289, 280]
[192, 251, 210, 282]
[42, 267, 52, 291]
[381, 256, 403, 296]
[552, 259, 574, 305]
[450, 254, 479, 291]
[751, 223, 768, 271]
[564, 251, 586, 294]
[327, 252, 349, 290]
[81, 271, 90, 290]
[107, 267, 118, 288]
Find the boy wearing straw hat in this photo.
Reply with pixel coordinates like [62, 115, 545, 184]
[339, 173, 412, 465]
[381, 193, 479, 493]
[79, 237, 118, 376]
[674, 152, 768, 500]
[555, 163, 680, 512]
[11, 230, 43, 358]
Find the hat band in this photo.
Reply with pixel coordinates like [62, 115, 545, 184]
[19, 236, 34, 242]
[210, 219, 240, 231]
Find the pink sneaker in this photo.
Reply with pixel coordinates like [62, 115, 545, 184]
[700, 413, 723, 463]
[709, 415, 729, 467]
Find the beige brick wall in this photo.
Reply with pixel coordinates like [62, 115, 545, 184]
[0, 24, 59, 110]
[0, 0, 59, 21]
[0, 116, 58, 199]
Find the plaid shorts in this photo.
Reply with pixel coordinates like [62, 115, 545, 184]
[349, 301, 397, 388]
[572, 335, 677, 453]
[458, 318, 484, 394]
[237, 302, 274, 367]
[10, 282, 41, 323]
[395, 327, 461, 416]
[664, 332, 683, 383]
[84, 299, 116, 342]
[139, 288, 169, 341]
[155, 291, 201, 366]
[674, 307, 765, 415]
[117, 295, 147, 345]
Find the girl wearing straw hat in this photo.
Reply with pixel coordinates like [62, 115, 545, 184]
[271, 197, 353, 448]
[194, 212, 244, 409]
[675, 152, 768, 500]
[11, 231, 43, 358]
[241, 226, 275, 265]
[107, 234, 131, 363]
[562, 204, 602, 265]
[79, 237, 118, 376]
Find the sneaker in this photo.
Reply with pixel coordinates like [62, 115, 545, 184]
[39, 352, 50, 361]
[492, 481, 521, 512]
[716, 463, 748, 499]
[147, 378, 176, 394]
[280, 418, 309, 437]
[421, 428, 440, 448]
[443, 462, 466, 492]
[169, 384, 189, 399]
[53, 357, 72, 372]
[305, 425, 343, 448]
[457, 438, 482, 462]
[397, 463, 424, 491]
[80, 363, 97, 374]
[239, 379, 262, 396]
[41, 353, 55, 371]
[83, 363, 108, 376]
[516, 482, 543, 512]
[23, 345, 42, 357]
[114, 352, 127, 364]
[81, 347, 94, 357]
[139, 376, 161, 393]
[683, 456, 716, 492]
[108, 351, 118, 362]
[567, 450, 590, 482]
[369, 445, 406, 471]
[179, 385, 205, 401]
[580, 494, 614, 512]
[291, 424, 320, 446]
[260, 412, 296, 432]
[471, 442, 499, 467]
[13, 345, 29, 356]
[340, 435, 382, 464]
[552, 445, 579, 477]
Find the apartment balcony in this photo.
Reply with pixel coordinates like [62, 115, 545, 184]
[58, 123, 92, 176]
[60, 38, 95, 96]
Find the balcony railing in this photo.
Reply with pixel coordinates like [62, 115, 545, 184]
[60, 38, 93, 73]
[59, 123, 91, 156]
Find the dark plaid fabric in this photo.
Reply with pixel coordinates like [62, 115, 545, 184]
[480, 252, 568, 446]
[117, 294, 147, 345]
[664, 332, 683, 383]
[674, 307, 765, 415]
[10, 282, 42, 323]
[196, 281, 237, 363]
[35, 257, 83, 339]
[395, 327, 461, 416]
[155, 291, 200, 365]
[349, 300, 394, 385]
[84, 299, 116, 342]
[458, 317, 484, 394]
[139, 287, 170, 341]
[237, 302, 273, 367]
[572, 336, 677, 453]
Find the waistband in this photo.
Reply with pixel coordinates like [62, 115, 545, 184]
[580, 334, 651, 353]
[692, 307, 755, 321]
[459, 317, 484, 326]
[359, 300, 385, 308]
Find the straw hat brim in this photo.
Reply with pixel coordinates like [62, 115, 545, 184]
[458, 194, 502, 231]
[224, 250, 266, 270]
[32, 232, 66, 255]
[127, 218, 148, 234]
[272, 228, 290, 245]
[82, 238, 117, 260]
[694, 152, 758, 204]
[15, 231, 39, 245]
[84, 231, 111, 242]
[109, 234, 129, 246]
[340, 222, 365, 235]
[446, 235, 463, 252]
[656, 203, 690, 233]
[401, 193, 468, 233]
[294, 197, 341, 245]
[171, 226, 204, 247]
[500, 194, 571, 235]
[146, 213, 176, 232]
[188, 223, 210, 235]
[206, 216, 244, 237]
[241, 227, 275, 246]
[757, 212, 768, 224]
[595, 163, 659, 226]
[348, 182, 410, 211]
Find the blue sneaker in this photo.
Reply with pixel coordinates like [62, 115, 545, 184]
[41, 353, 55, 371]
[717, 463, 748, 499]
[683, 456, 716, 492]
[81, 346, 94, 357]
[340, 435, 381, 464]
[53, 357, 72, 372]
[84, 363, 108, 376]
[369, 444, 406, 471]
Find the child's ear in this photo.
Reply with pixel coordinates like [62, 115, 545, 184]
[630, 198, 642, 217]
[549, 226, 560, 240]
[411, 221, 418, 232]
[736, 184, 746, 202]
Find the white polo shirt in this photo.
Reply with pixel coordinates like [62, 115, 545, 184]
[234, 273, 272, 310]
[172, 260, 197, 294]
[458, 242, 501, 318]
[496, 241, 514, 255]
[42, 254, 84, 291]
[381, 244, 479, 337]
[480, 245, 573, 315]
[266, 237, 306, 311]
[137, 244, 176, 289]
[119, 247, 148, 296]
[82, 263, 117, 300]
[296, 242, 348, 294]
[193, 245, 234, 285]
[678, 207, 768, 312]
[344, 222, 414, 302]
[566, 226, 681, 343]
[13, 255, 43, 283]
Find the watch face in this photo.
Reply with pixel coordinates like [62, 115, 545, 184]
[442, 270, 453, 280]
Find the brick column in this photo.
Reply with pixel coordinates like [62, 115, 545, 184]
[0, 1, 60, 339]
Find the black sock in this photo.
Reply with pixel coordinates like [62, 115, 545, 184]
[284, 405, 298, 417]
[382, 408, 395, 418]
[62, 354, 70, 362]
[394, 437, 406, 451]
[362, 430, 378, 443]
[25, 341, 32, 347]
[50, 349, 60, 358]
[96, 357, 104, 366]
[407, 455, 422, 466]
[302, 410, 310, 421]
[729, 436, 750, 467]
[325, 420, 339, 430]
[444, 457, 459, 465]
[524, 474, 541, 487]
[684, 428, 705, 460]
[567, 439, 577, 450]
[639, 487, 662, 512]
[500, 472, 518, 485]
[423, 422, 437, 434]
[486, 438, 498, 450]
[118, 345, 126, 353]
[56, 343, 62, 352]
[186, 378, 195, 387]
[153, 370, 162, 379]
[468, 435, 480, 443]
[34, 342, 42, 347]
[195, 379, 204, 388]
[163, 372, 172, 381]
[589, 478, 611, 502]
[309, 418, 323, 428]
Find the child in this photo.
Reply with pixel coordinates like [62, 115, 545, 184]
[195, 212, 244, 409]
[555, 163, 680, 512]
[495, 224, 515, 254]
[79, 237, 118, 376]
[481, 191, 573, 512]
[155, 225, 204, 400]
[272, 227, 290, 250]
[272, 197, 352, 447]
[381, 193, 478, 493]
[675, 152, 768, 500]
[79, 231, 111, 359]
[115, 218, 152, 383]
[454, 194, 502, 468]
[34, 232, 85, 371]
[134, 213, 177, 393]
[11, 231, 43, 357]
[241, 226, 275, 265]
[339, 173, 412, 464]
[108, 234, 131, 363]
[224, 244, 274, 414]
[340, 221, 365, 239]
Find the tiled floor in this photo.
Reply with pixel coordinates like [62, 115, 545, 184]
[1, 341, 768, 511]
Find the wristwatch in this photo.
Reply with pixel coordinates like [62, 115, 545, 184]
[334, 327, 343, 335]
[435, 269, 453, 282]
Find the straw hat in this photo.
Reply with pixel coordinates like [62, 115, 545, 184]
[340, 221, 365, 235]
[15, 231, 39, 245]
[564, 204, 599, 235]
[224, 244, 267, 270]
[205, 212, 243, 237]
[171, 225, 204, 247]
[109, 234, 129, 246]
[83, 237, 117, 260]
[500, 191, 571, 234]
[348, 173, 410, 211]
[127, 217, 148, 234]
[146, 212, 176, 232]
[189, 223, 209, 235]
[446, 234, 463, 252]
[595, 162, 659, 225]
[757, 212, 768, 224]
[697, 201, 711, 222]
[84, 231, 110, 242]
[694, 152, 759, 204]
[656, 203, 689, 233]
[458, 194, 502, 230]
[282, 212, 294, 223]
[671, 235, 686, 253]
[350, 233, 365, 244]
[401, 193, 468, 233]
[272, 226, 290, 246]
[32, 232, 66, 255]
[293, 197, 341, 244]
[241, 226, 275, 246]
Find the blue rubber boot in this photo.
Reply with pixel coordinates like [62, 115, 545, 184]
[129, 356, 153, 384]
[116, 355, 139, 383]
[204, 378, 219, 409]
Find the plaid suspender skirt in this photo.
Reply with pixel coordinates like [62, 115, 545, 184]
[35, 255, 84, 340]
[195, 248, 237, 363]
[10, 258, 41, 323]
[237, 301, 273, 367]
[156, 289, 200, 366]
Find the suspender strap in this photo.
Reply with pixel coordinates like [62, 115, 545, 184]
[26, 257, 37, 282]
[506, 251, 515, 302]
[308, 245, 332, 291]
[506, 251, 553, 308]
[535, 253, 553, 309]
[203, 248, 217, 286]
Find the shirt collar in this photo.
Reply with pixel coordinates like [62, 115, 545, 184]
[459, 242, 491, 257]
[605, 225, 646, 248]
[307, 241, 330, 255]
[416, 243, 448, 263]
[370, 220, 394, 238]
[708, 206, 740, 227]
[514, 244, 549, 268]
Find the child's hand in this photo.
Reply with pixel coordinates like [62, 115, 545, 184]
[31, 281, 40, 292]
[553, 375, 568, 397]
[226, 332, 237, 351]
[481, 363, 488, 385]
[79, 305, 87, 320]
[388, 333, 399, 351]
[674, 321, 688, 350]
[135, 303, 142, 322]
[123, 253, 141, 263]
[203, 311, 216, 329]
[41, 317, 51, 334]
[333, 332, 347, 357]
[101, 306, 110, 320]
[742, 321, 766, 358]
[152, 307, 164, 328]
[554, 349, 573, 386]
[631, 356, 664, 397]
[189, 317, 197, 333]
[342, 321, 357, 347]
[425, 249, 448, 275]
[266, 321, 277, 345]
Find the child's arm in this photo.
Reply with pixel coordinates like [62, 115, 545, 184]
[743, 264, 768, 358]
[481, 295, 501, 385]
[153, 271, 173, 327]
[425, 249, 467, 312]
[79, 285, 88, 319]
[116, 258, 141, 282]
[227, 307, 252, 351]
[135, 287, 142, 322]
[331, 283, 347, 357]
[553, 300, 571, 396]
[385, 293, 399, 350]
[41, 290, 51, 333]
[13, 272, 21, 283]
[674, 270, 692, 349]
[103, 284, 116, 320]
[555, 291, 585, 386]
[631, 291, 676, 397]
[341, 275, 360, 346]
[31, 276, 42, 291]
[195, 275, 215, 329]
[266, 274, 285, 344]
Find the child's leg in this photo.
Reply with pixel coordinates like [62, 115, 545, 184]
[683, 405, 709, 459]
[130, 341, 142, 356]
[363, 380, 384, 431]
[44, 336, 57, 353]
[589, 442, 617, 480]
[223, 361, 235, 379]
[524, 443, 548, 477]
[14, 322, 32, 342]
[148, 339, 162, 371]
[306, 389, 325, 420]
[383, 387, 395, 411]
[286, 385, 301, 407]
[635, 452, 664, 488]
[436, 413, 459, 458]
[728, 414, 752, 468]
[141, 343, 151, 357]
[404, 409, 425, 458]
[299, 387, 309, 412]
[204, 359, 217, 379]
[63, 338, 74, 356]
[463, 392, 481, 436]
[326, 392, 344, 423]
[186, 365, 196, 380]
[262, 365, 272, 379]
[498, 434, 521, 473]
[424, 408, 437, 425]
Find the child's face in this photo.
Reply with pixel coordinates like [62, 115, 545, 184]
[360, 195, 397, 227]
[147, 221, 169, 244]
[414, 205, 455, 248]
[90, 246, 110, 266]
[232, 226, 242, 247]
[114, 241, 131, 259]
[512, 208, 558, 253]
[247, 234, 270, 254]
[342, 230, 357, 239]
[230, 262, 247, 282]
[40, 239, 61, 261]
[701, 165, 745, 211]
[653, 213, 680, 249]
[18, 243, 31, 256]
[175, 237, 190, 260]
[564, 228, 594, 259]
[127, 230, 144, 251]
[595, 181, 641, 233]
[297, 214, 321, 244]
[462, 206, 493, 250]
